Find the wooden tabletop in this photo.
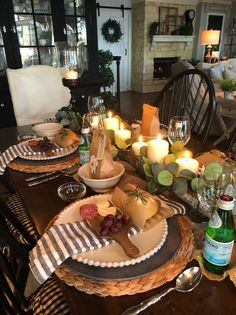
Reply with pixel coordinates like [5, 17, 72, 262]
[1, 125, 236, 315]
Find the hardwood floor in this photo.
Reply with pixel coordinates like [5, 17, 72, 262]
[120, 91, 158, 119]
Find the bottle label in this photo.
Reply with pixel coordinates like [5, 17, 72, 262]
[203, 234, 234, 266]
[79, 150, 90, 165]
[209, 210, 222, 228]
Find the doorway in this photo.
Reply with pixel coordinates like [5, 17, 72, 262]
[96, 7, 131, 92]
[205, 13, 225, 58]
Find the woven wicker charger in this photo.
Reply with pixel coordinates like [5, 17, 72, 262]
[8, 156, 80, 173]
[55, 216, 194, 297]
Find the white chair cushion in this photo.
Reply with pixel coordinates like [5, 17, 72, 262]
[6, 65, 70, 126]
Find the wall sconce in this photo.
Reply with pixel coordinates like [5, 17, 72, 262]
[201, 29, 220, 62]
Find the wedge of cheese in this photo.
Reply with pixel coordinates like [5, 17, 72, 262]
[53, 128, 80, 148]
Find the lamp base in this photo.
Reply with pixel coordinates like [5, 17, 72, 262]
[204, 45, 212, 63]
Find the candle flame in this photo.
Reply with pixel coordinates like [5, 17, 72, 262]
[184, 151, 191, 159]
[138, 135, 143, 142]
[120, 122, 124, 130]
[156, 134, 162, 140]
[108, 111, 112, 118]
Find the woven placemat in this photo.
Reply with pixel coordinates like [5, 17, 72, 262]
[8, 156, 80, 173]
[55, 216, 194, 297]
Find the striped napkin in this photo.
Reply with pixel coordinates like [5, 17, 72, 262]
[0, 143, 66, 175]
[29, 220, 140, 284]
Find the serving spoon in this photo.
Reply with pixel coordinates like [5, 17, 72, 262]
[122, 266, 202, 315]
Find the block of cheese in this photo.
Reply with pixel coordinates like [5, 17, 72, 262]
[141, 104, 160, 136]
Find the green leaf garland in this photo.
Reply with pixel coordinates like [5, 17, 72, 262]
[101, 19, 123, 43]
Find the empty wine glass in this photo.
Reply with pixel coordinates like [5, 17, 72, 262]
[197, 164, 235, 218]
[87, 95, 102, 113]
[167, 116, 191, 145]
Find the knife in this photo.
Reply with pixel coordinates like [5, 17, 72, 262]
[26, 171, 57, 182]
[28, 173, 61, 186]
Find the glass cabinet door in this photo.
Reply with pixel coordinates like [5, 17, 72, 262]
[0, 29, 7, 71]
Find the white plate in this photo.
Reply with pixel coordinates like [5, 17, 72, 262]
[18, 139, 78, 161]
[55, 194, 168, 268]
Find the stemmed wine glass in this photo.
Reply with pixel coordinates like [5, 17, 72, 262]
[87, 95, 102, 113]
[167, 116, 191, 145]
[197, 164, 235, 219]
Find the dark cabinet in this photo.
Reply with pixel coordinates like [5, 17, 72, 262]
[0, 0, 100, 127]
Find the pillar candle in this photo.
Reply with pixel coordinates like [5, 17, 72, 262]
[147, 134, 169, 163]
[115, 122, 131, 145]
[64, 69, 79, 79]
[176, 151, 199, 175]
[103, 111, 119, 131]
[132, 135, 148, 156]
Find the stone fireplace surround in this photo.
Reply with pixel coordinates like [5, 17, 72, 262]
[131, 1, 197, 93]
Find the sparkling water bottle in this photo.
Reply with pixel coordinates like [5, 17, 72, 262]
[202, 195, 235, 274]
[79, 127, 91, 165]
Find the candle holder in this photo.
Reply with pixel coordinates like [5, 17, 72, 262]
[62, 78, 79, 111]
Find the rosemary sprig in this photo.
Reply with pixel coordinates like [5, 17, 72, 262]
[126, 187, 148, 205]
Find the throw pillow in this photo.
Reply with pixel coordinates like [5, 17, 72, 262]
[209, 63, 224, 81]
[224, 68, 236, 80]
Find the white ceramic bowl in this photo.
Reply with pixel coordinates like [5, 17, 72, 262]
[78, 161, 125, 193]
[33, 122, 63, 137]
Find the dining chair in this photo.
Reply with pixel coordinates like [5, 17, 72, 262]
[6, 65, 70, 126]
[0, 204, 71, 315]
[153, 68, 216, 142]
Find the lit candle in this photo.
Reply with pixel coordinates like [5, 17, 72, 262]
[147, 134, 169, 163]
[103, 111, 119, 131]
[176, 151, 199, 175]
[64, 68, 79, 79]
[132, 135, 148, 156]
[115, 122, 131, 146]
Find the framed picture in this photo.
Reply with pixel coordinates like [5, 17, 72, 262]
[159, 6, 178, 35]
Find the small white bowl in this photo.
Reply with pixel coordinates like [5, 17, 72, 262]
[33, 122, 63, 137]
[78, 161, 125, 193]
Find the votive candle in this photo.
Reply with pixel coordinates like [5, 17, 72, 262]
[64, 69, 79, 79]
[176, 151, 199, 175]
[132, 135, 148, 156]
[115, 122, 131, 145]
[103, 111, 119, 131]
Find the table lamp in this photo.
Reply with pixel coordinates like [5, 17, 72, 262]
[201, 30, 220, 63]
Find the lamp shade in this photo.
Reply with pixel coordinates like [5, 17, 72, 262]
[201, 30, 220, 45]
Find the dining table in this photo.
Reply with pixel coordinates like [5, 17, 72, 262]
[1, 124, 236, 315]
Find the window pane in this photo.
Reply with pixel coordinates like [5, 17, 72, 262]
[0, 47, 7, 71]
[0, 29, 3, 45]
[15, 15, 37, 46]
[39, 47, 55, 65]
[75, 0, 85, 16]
[33, 0, 51, 14]
[77, 17, 86, 44]
[20, 47, 39, 67]
[35, 15, 54, 45]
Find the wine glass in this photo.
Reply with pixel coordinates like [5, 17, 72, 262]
[87, 95, 102, 113]
[197, 164, 235, 218]
[167, 116, 191, 145]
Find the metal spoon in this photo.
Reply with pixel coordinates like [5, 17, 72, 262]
[122, 267, 202, 315]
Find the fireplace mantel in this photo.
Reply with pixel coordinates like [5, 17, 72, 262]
[153, 35, 194, 47]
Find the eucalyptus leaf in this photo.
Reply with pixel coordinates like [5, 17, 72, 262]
[143, 163, 153, 178]
[205, 163, 223, 181]
[151, 163, 164, 177]
[157, 170, 173, 186]
[191, 177, 199, 192]
[126, 137, 136, 146]
[60, 110, 69, 119]
[140, 146, 147, 157]
[105, 129, 115, 142]
[60, 118, 70, 126]
[179, 169, 196, 179]
[166, 163, 179, 175]
[148, 178, 158, 193]
[142, 156, 153, 165]
[172, 178, 188, 195]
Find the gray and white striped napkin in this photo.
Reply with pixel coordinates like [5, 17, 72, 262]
[0, 143, 66, 175]
[29, 220, 140, 284]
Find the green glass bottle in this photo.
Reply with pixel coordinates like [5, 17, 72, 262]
[79, 127, 91, 165]
[202, 195, 235, 274]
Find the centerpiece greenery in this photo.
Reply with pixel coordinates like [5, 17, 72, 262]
[220, 79, 236, 91]
[55, 104, 82, 133]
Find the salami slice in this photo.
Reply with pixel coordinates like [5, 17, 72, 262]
[80, 204, 98, 220]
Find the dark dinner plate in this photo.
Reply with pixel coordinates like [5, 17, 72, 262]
[64, 217, 181, 281]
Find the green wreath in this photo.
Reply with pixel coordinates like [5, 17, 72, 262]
[101, 19, 123, 43]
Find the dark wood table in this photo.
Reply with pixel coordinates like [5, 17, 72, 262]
[1, 125, 236, 315]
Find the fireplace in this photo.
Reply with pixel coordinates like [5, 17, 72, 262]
[153, 57, 178, 79]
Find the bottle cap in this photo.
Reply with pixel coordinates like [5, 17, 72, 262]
[81, 127, 90, 133]
[218, 195, 235, 210]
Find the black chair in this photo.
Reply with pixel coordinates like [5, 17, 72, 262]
[153, 68, 216, 142]
[0, 201, 71, 315]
